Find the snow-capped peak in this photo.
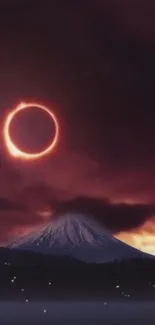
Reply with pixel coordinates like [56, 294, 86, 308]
[9, 213, 116, 248]
[8, 212, 150, 263]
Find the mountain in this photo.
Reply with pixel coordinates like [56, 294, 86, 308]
[8, 213, 152, 263]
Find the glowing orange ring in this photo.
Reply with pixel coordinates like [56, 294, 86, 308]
[3, 102, 59, 160]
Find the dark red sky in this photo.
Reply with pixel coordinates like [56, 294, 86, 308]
[0, 0, 155, 251]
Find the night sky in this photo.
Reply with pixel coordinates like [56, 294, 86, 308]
[0, 0, 155, 254]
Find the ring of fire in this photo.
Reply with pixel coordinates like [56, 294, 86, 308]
[3, 102, 59, 160]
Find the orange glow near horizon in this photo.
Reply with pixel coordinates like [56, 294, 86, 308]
[115, 217, 155, 255]
[3, 102, 59, 160]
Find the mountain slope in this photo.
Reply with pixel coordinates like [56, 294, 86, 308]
[8, 213, 152, 263]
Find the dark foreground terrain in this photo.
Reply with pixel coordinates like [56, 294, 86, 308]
[1, 248, 155, 301]
[1, 248, 155, 324]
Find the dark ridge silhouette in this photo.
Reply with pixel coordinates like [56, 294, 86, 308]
[1, 247, 155, 300]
